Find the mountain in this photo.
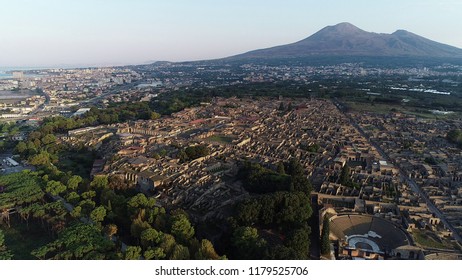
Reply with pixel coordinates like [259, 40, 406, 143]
[228, 23, 462, 60]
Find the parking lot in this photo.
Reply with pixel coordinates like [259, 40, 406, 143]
[0, 153, 29, 175]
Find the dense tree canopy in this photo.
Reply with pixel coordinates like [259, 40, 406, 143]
[0, 229, 13, 260]
[90, 206, 107, 225]
[231, 226, 267, 260]
[0, 171, 45, 210]
[123, 246, 142, 260]
[179, 145, 211, 163]
[143, 247, 166, 260]
[237, 192, 312, 228]
[238, 162, 292, 193]
[67, 175, 82, 191]
[195, 239, 224, 260]
[285, 159, 313, 193]
[140, 228, 162, 248]
[229, 158, 314, 259]
[170, 213, 195, 244]
[447, 129, 462, 147]
[31, 223, 116, 260]
[45, 180, 67, 196]
[239, 159, 312, 194]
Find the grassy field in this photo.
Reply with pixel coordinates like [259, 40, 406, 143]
[345, 101, 462, 119]
[411, 229, 454, 250]
[345, 101, 397, 114]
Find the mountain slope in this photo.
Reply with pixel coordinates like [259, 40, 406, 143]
[229, 23, 462, 59]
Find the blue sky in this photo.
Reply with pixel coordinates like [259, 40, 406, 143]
[0, 0, 461, 67]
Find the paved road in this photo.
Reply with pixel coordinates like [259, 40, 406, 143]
[334, 99, 462, 244]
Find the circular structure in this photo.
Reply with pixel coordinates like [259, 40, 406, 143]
[347, 235, 380, 252]
[329, 214, 410, 256]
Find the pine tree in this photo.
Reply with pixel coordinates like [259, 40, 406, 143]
[320, 215, 331, 255]
[278, 102, 285, 111]
[276, 162, 286, 174]
[340, 164, 350, 186]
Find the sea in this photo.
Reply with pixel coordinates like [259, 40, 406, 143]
[0, 66, 53, 80]
[0, 72, 12, 79]
[0, 65, 100, 79]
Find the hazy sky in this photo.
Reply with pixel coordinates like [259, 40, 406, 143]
[1, 0, 461, 67]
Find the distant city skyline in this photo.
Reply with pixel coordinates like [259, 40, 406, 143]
[1, 0, 461, 67]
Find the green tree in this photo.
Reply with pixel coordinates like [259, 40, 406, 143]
[170, 214, 195, 244]
[183, 145, 210, 161]
[276, 162, 286, 174]
[340, 164, 350, 186]
[177, 150, 189, 163]
[171, 244, 190, 260]
[150, 112, 161, 120]
[70, 206, 82, 219]
[0, 141, 5, 153]
[236, 199, 261, 225]
[90, 175, 108, 190]
[286, 227, 311, 259]
[127, 193, 156, 219]
[26, 141, 38, 155]
[259, 195, 276, 225]
[31, 223, 115, 260]
[90, 206, 107, 225]
[130, 219, 152, 241]
[237, 192, 312, 228]
[232, 226, 266, 259]
[140, 228, 162, 248]
[15, 141, 27, 154]
[266, 245, 297, 260]
[195, 239, 223, 260]
[447, 129, 462, 147]
[78, 199, 96, 217]
[286, 158, 312, 193]
[29, 151, 51, 166]
[27, 133, 40, 143]
[0, 229, 13, 260]
[320, 215, 331, 256]
[41, 134, 57, 145]
[159, 149, 168, 157]
[81, 190, 96, 200]
[144, 247, 165, 260]
[67, 175, 83, 191]
[45, 180, 67, 196]
[159, 234, 176, 257]
[239, 162, 292, 193]
[278, 102, 285, 111]
[124, 246, 142, 260]
[66, 192, 80, 205]
[129, 193, 156, 209]
[287, 102, 293, 111]
[274, 192, 312, 226]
